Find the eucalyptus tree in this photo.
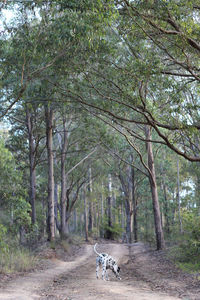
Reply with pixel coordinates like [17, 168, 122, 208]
[1, 0, 116, 242]
[26, 104, 37, 225]
[0, 139, 21, 209]
[6, 101, 47, 233]
[1, 0, 199, 249]
[117, 0, 200, 161]
[0, 0, 115, 120]
[0, 138, 33, 244]
[58, 0, 200, 162]
[94, 122, 145, 243]
[51, 102, 106, 238]
[54, 0, 199, 249]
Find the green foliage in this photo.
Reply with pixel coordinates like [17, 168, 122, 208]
[180, 210, 200, 258]
[176, 261, 200, 275]
[101, 217, 123, 240]
[0, 139, 26, 218]
[1, 0, 200, 257]
[90, 227, 99, 239]
[170, 210, 200, 273]
[0, 247, 37, 273]
[13, 197, 32, 230]
[0, 224, 8, 254]
[0, 140, 18, 198]
[25, 223, 39, 248]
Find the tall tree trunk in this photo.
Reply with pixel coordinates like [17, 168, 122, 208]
[113, 193, 116, 223]
[83, 186, 89, 241]
[145, 126, 165, 250]
[73, 209, 77, 232]
[172, 190, 176, 226]
[26, 106, 36, 224]
[107, 173, 112, 228]
[196, 166, 200, 212]
[60, 116, 68, 238]
[160, 168, 170, 235]
[119, 170, 132, 244]
[127, 161, 134, 243]
[54, 180, 60, 233]
[177, 158, 183, 233]
[41, 198, 46, 238]
[124, 199, 132, 243]
[45, 105, 55, 242]
[100, 182, 104, 238]
[88, 167, 93, 233]
[105, 173, 114, 239]
[163, 181, 170, 234]
[121, 199, 126, 242]
[93, 202, 97, 229]
[131, 165, 138, 242]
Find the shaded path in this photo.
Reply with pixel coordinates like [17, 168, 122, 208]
[0, 245, 92, 300]
[39, 243, 181, 300]
[0, 243, 187, 300]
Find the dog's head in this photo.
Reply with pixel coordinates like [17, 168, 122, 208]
[113, 264, 121, 280]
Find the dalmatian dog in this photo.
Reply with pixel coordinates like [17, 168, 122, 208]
[94, 243, 121, 281]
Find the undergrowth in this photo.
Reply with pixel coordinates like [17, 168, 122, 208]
[0, 248, 38, 273]
[169, 210, 200, 275]
[176, 262, 200, 274]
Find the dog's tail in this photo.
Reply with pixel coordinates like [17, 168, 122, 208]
[94, 243, 101, 256]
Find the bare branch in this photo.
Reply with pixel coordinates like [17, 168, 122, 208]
[66, 147, 99, 176]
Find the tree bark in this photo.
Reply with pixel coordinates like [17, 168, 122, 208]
[196, 169, 200, 213]
[26, 106, 36, 224]
[121, 199, 126, 242]
[83, 186, 89, 242]
[54, 179, 60, 233]
[124, 198, 132, 243]
[119, 169, 133, 244]
[73, 209, 77, 232]
[60, 116, 68, 238]
[145, 126, 165, 250]
[105, 173, 114, 239]
[88, 167, 93, 233]
[45, 105, 55, 242]
[107, 173, 112, 228]
[177, 158, 183, 233]
[131, 165, 138, 242]
[100, 182, 104, 238]
[162, 180, 170, 234]
[160, 162, 170, 235]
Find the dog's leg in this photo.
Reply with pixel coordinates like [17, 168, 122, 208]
[102, 261, 107, 280]
[96, 258, 100, 279]
[105, 269, 109, 281]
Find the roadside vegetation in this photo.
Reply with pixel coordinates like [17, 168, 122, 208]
[0, 0, 200, 278]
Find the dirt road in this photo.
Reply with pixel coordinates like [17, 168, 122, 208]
[0, 243, 199, 300]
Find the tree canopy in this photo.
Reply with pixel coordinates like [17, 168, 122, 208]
[0, 0, 200, 254]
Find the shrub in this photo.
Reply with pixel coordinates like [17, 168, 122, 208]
[0, 248, 37, 273]
[25, 223, 39, 248]
[0, 224, 8, 254]
[101, 218, 123, 240]
[179, 210, 200, 261]
[170, 209, 200, 273]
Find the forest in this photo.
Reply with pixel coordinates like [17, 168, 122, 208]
[0, 0, 200, 281]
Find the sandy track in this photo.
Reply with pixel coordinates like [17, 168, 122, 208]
[0, 243, 182, 300]
[0, 245, 92, 300]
